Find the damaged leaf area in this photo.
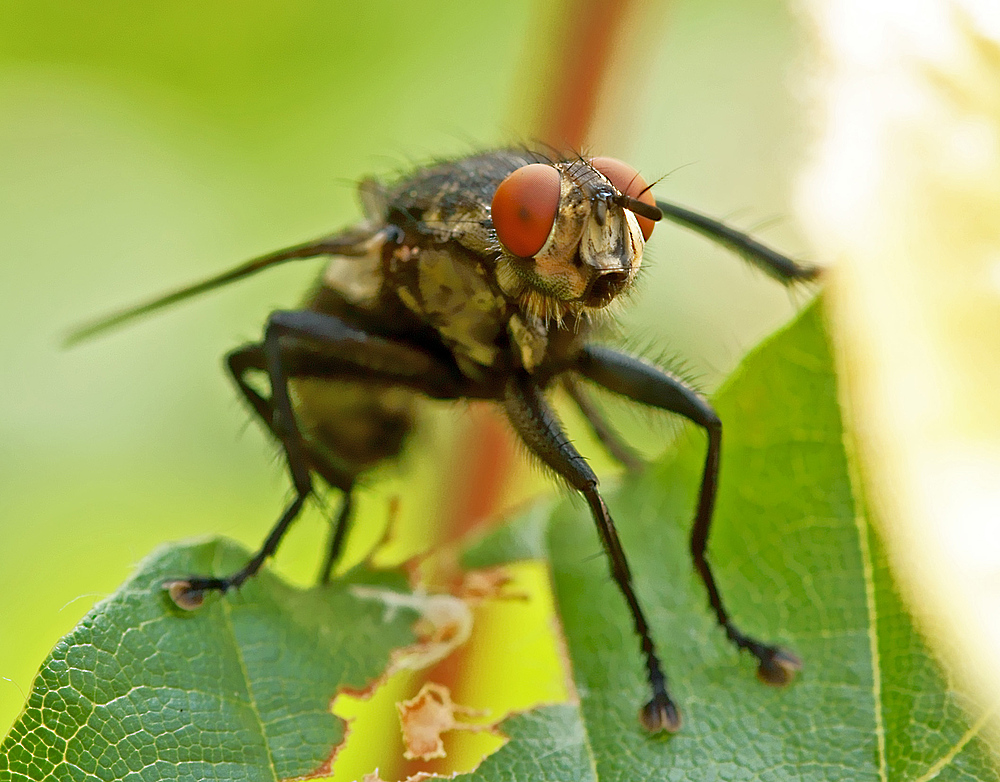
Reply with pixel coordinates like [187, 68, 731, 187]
[397, 683, 490, 761]
[457, 299, 1000, 781]
[4, 301, 1000, 782]
[0, 540, 419, 782]
[329, 559, 569, 780]
[351, 587, 474, 674]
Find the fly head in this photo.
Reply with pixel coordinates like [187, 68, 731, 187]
[491, 156, 661, 323]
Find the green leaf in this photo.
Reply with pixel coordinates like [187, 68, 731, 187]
[461, 299, 1000, 781]
[0, 541, 417, 782]
[4, 300, 998, 781]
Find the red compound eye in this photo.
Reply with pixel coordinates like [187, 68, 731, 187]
[492, 163, 561, 258]
[590, 156, 656, 241]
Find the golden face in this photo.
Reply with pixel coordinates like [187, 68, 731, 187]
[491, 157, 655, 323]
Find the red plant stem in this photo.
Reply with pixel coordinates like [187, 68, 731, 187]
[399, 2, 647, 778]
[538, 0, 636, 152]
[440, 0, 638, 546]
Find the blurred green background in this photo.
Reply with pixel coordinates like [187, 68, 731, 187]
[0, 0, 810, 736]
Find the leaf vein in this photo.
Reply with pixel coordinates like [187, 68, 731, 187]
[912, 705, 997, 782]
[220, 599, 280, 782]
[844, 427, 888, 782]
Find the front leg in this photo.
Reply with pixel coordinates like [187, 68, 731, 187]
[503, 374, 680, 733]
[576, 345, 802, 685]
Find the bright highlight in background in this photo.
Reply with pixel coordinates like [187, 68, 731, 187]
[799, 0, 1000, 725]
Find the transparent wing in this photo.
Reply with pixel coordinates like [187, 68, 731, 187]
[65, 227, 383, 346]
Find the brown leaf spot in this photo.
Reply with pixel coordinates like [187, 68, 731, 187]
[457, 566, 527, 601]
[353, 587, 474, 673]
[397, 682, 488, 761]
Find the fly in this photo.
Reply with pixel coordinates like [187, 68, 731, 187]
[67, 148, 818, 733]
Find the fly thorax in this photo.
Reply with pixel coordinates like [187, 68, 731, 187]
[508, 313, 549, 372]
[391, 245, 508, 376]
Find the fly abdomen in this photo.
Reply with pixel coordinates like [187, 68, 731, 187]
[291, 379, 416, 479]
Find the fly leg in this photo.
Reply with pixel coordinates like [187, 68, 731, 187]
[168, 311, 463, 608]
[226, 343, 357, 586]
[503, 374, 680, 733]
[317, 492, 353, 584]
[563, 376, 643, 472]
[576, 345, 801, 685]
[169, 343, 337, 604]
